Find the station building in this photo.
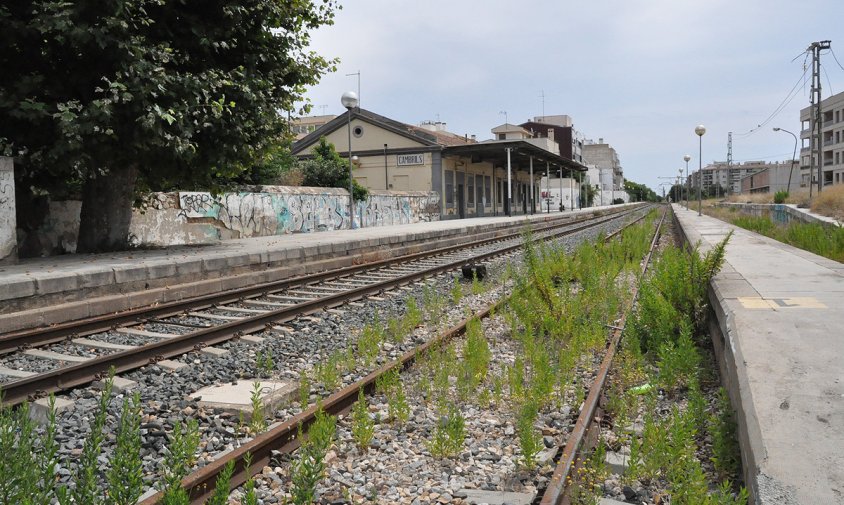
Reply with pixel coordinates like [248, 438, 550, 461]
[291, 108, 586, 220]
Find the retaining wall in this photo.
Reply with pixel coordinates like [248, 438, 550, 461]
[0, 157, 16, 264]
[716, 202, 842, 227]
[19, 187, 440, 256]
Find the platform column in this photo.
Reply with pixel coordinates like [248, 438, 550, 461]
[0, 157, 17, 264]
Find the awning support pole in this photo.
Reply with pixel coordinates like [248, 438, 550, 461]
[506, 147, 512, 217]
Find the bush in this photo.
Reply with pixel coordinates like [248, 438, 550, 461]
[773, 191, 788, 204]
[301, 137, 369, 201]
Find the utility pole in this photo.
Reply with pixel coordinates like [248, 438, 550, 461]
[726, 132, 733, 194]
[809, 40, 831, 195]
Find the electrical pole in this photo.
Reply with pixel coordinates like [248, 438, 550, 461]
[809, 40, 831, 195]
[726, 132, 733, 194]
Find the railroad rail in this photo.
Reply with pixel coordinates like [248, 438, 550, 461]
[539, 206, 666, 505]
[0, 206, 649, 406]
[137, 205, 660, 505]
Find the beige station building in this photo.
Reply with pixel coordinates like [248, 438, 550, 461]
[291, 108, 586, 220]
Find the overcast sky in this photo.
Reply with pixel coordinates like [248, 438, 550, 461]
[298, 0, 844, 193]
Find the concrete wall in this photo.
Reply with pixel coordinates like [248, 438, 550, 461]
[20, 187, 440, 255]
[0, 157, 17, 264]
[716, 202, 842, 227]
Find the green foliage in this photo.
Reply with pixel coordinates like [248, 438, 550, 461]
[256, 350, 275, 378]
[300, 137, 369, 201]
[107, 391, 144, 505]
[710, 388, 741, 477]
[357, 322, 383, 367]
[729, 214, 844, 262]
[298, 371, 312, 411]
[161, 419, 200, 505]
[773, 190, 789, 204]
[316, 352, 342, 390]
[351, 388, 375, 449]
[657, 325, 701, 392]
[249, 381, 268, 434]
[624, 180, 660, 202]
[1, 0, 340, 250]
[403, 297, 423, 331]
[290, 407, 336, 505]
[206, 460, 235, 505]
[515, 398, 542, 468]
[238, 139, 300, 185]
[241, 452, 259, 505]
[71, 375, 115, 505]
[0, 397, 61, 504]
[427, 404, 466, 458]
[450, 276, 463, 305]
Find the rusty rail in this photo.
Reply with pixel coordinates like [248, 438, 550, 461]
[139, 206, 657, 505]
[0, 207, 638, 351]
[0, 207, 648, 406]
[539, 206, 666, 505]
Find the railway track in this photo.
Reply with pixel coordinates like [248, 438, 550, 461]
[135, 205, 663, 505]
[0, 206, 649, 406]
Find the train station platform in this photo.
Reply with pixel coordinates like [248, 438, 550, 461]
[0, 204, 638, 333]
[672, 204, 843, 505]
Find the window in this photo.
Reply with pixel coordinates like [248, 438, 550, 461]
[497, 133, 505, 140]
[484, 176, 491, 206]
[467, 174, 475, 205]
[445, 170, 454, 206]
[353, 125, 364, 137]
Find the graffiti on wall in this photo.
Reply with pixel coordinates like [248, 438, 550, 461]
[174, 189, 438, 239]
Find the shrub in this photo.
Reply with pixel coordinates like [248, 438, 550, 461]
[773, 190, 788, 204]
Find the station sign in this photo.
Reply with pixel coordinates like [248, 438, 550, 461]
[397, 153, 425, 166]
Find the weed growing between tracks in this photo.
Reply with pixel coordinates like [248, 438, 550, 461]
[596, 230, 749, 505]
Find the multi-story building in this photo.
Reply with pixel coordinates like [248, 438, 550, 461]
[740, 163, 801, 194]
[582, 138, 624, 192]
[291, 114, 337, 140]
[519, 115, 584, 164]
[689, 160, 792, 195]
[800, 90, 844, 188]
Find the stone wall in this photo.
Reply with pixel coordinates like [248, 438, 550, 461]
[20, 187, 440, 255]
[0, 157, 16, 264]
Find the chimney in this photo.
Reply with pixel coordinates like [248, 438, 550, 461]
[547, 128, 555, 142]
[470, 134, 476, 142]
[599, 138, 604, 144]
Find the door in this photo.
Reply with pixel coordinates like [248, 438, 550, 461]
[457, 184, 465, 219]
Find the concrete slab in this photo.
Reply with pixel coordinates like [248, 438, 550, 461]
[24, 349, 88, 363]
[93, 376, 138, 393]
[190, 379, 297, 419]
[0, 365, 36, 378]
[605, 451, 628, 474]
[157, 359, 187, 371]
[29, 397, 74, 424]
[673, 204, 844, 505]
[72, 337, 136, 351]
[199, 346, 229, 358]
[455, 489, 535, 505]
[116, 327, 175, 339]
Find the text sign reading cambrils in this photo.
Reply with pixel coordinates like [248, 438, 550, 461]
[396, 154, 425, 166]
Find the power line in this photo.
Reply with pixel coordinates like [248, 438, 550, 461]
[821, 63, 834, 95]
[828, 47, 844, 72]
[733, 65, 809, 138]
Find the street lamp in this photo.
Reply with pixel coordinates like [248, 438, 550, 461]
[341, 91, 359, 229]
[773, 127, 798, 195]
[683, 154, 691, 210]
[678, 168, 683, 204]
[694, 126, 706, 216]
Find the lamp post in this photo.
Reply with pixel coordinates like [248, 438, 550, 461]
[694, 126, 706, 216]
[683, 154, 691, 210]
[341, 91, 359, 229]
[678, 168, 683, 204]
[773, 127, 798, 195]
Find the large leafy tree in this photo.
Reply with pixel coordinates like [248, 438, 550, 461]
[0, 0, 338, 252]
[300, 137, 368, 201]
[624, 180, 659, 202]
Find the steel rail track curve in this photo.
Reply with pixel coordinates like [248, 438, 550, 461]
[137, 206, 658, 505]
[0, 207, 649, 406]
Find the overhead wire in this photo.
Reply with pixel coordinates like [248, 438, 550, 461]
[829, 47, 844, 72]
[732, 63, 809, 138]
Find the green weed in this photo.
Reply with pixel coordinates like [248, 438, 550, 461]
[351, 388, 375, 448]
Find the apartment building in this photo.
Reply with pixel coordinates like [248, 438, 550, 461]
[800, 90, 844, 187]
[582, 138, 624, 192]
[690, 160, 792, 195]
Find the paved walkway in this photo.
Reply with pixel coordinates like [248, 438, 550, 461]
[673, 204, 843, 505]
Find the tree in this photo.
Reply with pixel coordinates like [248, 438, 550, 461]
[624, 180, 659, 202]
[300, 137, 369, 201]
[0, 0, 338, 252]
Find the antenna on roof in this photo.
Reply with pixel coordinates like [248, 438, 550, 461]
[318, 104, 328, 116]
[345, 70, 361, 107]
[539, 90, 545, 121]
[499, 110, 508, 126]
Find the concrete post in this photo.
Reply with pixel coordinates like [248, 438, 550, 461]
[0, 157, 17, 264]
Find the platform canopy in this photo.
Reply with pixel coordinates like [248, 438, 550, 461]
[443, 140, 587, 176]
